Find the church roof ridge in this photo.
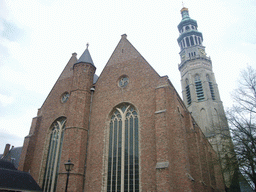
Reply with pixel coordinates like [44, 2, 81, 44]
[75, 43, 95, 66]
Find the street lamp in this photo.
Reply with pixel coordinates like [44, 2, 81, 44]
[64, 159, 74, 192]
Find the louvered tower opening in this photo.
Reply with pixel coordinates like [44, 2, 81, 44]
[195, 75, 204, 101]
[185, 79, 191, 105]
[207, 75, 215, 100]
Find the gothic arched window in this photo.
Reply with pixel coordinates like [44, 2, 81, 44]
[107, 104, 139, 192]
[195, 75, 205, 101]
[206, 75, 215, 100]
[185, 79, 191, 105]
[42, 117, 66, 192]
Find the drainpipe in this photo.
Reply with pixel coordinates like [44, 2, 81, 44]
[83, 86, 95, 190]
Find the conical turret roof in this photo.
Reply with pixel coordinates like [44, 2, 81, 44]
[76, 43, 95, 66]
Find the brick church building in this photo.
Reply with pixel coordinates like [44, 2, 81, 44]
[18, 7, 227, 192]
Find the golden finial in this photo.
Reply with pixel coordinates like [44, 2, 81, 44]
[181, 0, 188, 13]
[181, 7, 188, 13]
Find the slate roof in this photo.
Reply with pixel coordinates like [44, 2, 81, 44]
[1, 146, 23, 168]
[0, 160, 42, 191]
[93, 74, 98, 84]
[76, 45, 95, 66]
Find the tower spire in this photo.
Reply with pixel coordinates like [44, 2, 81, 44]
[76, 43, 95, 66]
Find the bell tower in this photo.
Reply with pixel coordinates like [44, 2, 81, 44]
[177, 7, 235, 189]
[177, 7, 223, 139]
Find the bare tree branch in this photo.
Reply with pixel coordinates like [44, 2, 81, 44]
[226, 65, 256, 191]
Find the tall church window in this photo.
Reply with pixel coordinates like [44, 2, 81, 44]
[42, 117, 66, 192]
[185, 79, 191, 105]
[206, 75, 215, 100]
[107, 104, 139, 192]
[195, 75, 204, 101]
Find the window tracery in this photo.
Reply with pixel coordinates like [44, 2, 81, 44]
[42, 117, 66, 192]
[107, 104, 139, 192]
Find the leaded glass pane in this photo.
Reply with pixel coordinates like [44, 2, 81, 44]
[121, 105, 126, 112]
[113, 119, 118, 191]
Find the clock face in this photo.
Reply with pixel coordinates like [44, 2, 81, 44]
[118, 76, 129, 88]
[61, 92, 70, 103]
[199, 49, 205, 55]
[181, 53, 185, 60]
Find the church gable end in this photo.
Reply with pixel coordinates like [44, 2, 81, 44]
[19, 27, 226, 191]
[85, 35, 163, 191]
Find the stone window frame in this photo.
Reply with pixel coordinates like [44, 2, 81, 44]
[118, 75, 129, 88]
[60, 92, 70, 103]
[102, 103, 141, 192]
[41, 117, 66, 192]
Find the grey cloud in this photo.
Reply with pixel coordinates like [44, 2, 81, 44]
[1, 19, 24, 42]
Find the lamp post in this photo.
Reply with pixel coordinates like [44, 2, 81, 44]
[64, 159, 74, 192]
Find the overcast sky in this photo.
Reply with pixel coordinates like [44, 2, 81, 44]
[0, 0, 256, 153]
